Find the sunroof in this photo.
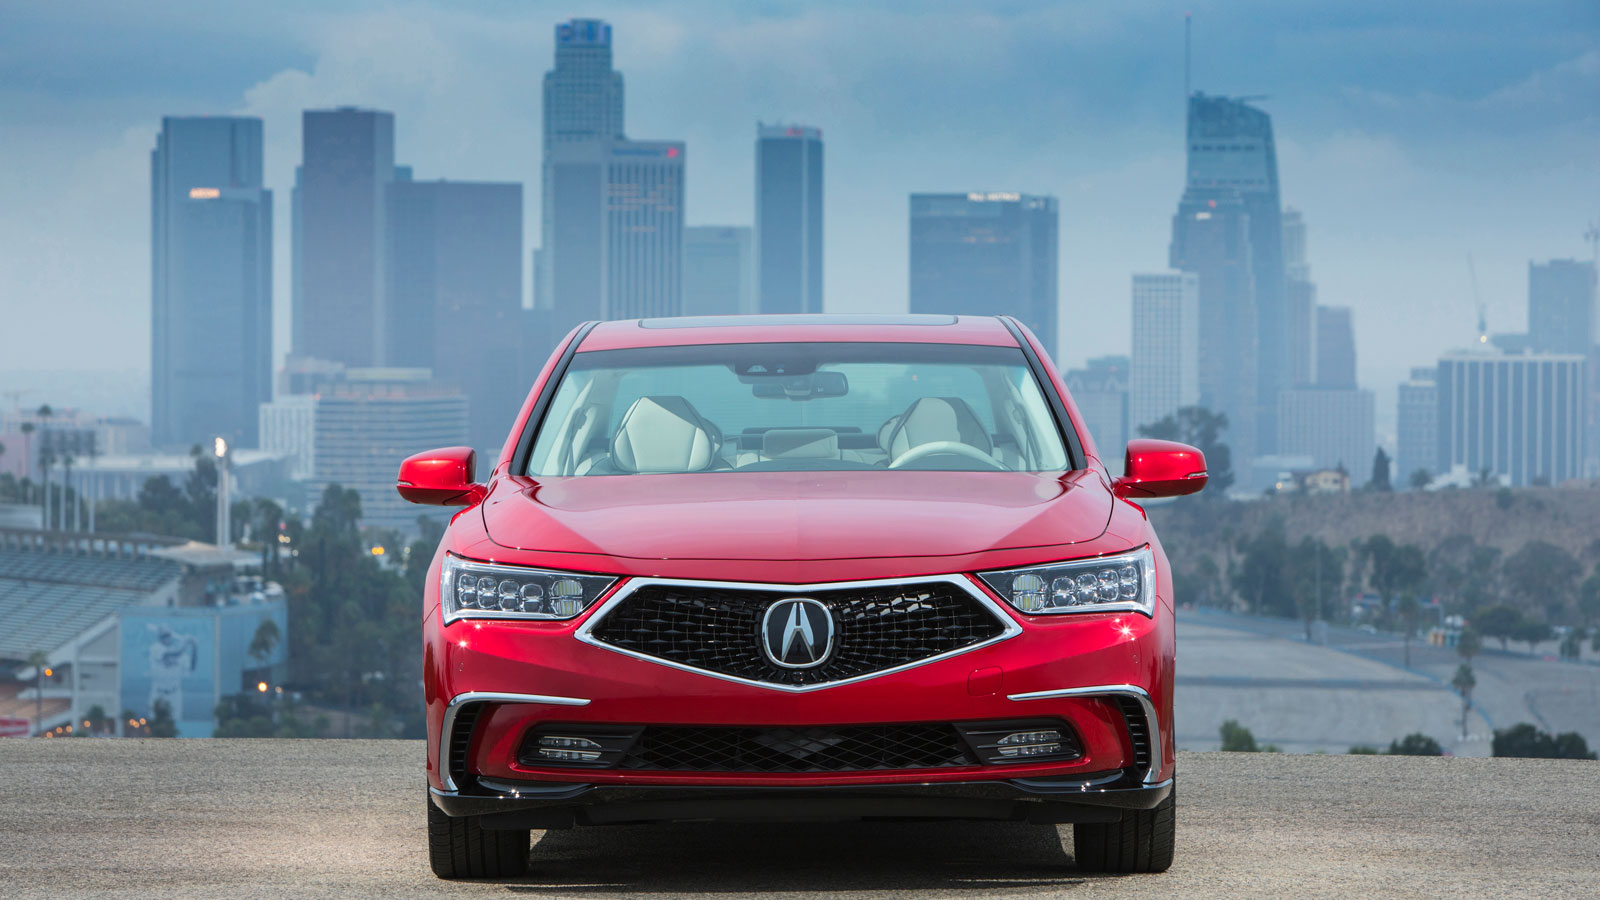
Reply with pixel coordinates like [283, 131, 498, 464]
[638, 314, 961, 329]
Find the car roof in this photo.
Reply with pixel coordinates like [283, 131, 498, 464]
[578, 314, 1021, 351]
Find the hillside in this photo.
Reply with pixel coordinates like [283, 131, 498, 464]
[1148, 484, 1600, 577]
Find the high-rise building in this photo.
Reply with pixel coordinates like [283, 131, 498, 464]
[262, 367, 469, 532]
[1282, 208, 1315, 386]
[538, 20, 685, 333]
[756, 124, 823, 315]
[386, 180, 524, 455]
[1065, 356, 1129, 468]
[1182, 93, 1287, 455]
[1396, 366, 1438, 486]
[909, 193, 1059, 357]
[685, 226, 755, 317]
[1436, 349, 1586, 486]
[1315, 305, 1357, 389]
[1277, 387, 1375, 475]
[1129, 272, 1200, 435]
[1170, 188, 1256, 461]
[294, 107, 396, 368]
[151, 116, 272, 450]
[1528, 259, 1597, 356]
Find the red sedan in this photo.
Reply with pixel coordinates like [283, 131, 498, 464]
[398, 314, 1206, 878]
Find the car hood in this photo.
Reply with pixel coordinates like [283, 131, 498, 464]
[480, 470, 1113, 562]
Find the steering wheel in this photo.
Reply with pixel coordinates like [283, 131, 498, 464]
[888, 441, 1007, 471]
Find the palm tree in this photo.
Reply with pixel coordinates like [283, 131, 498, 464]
[25, 650, 48, 736]
[19, 422, 34, 502]
[35, 405, 52, 527]
[61, 451, 75, 532]
[1451, 663, 1476, 739]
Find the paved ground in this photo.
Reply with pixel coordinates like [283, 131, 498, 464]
[1182, 609, 1600, 752]
[1175, 618, 1492, 755]
[2, 740, 1597, 899]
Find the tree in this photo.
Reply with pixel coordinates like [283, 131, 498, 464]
[247, 618, 281, 666]
[1387, 733, 1444, 756]
[1492, 723, 1598, 760]
[1138, 406, 1234, 495]
[1361, 535, 1426, 638]
[1369, 447, 1392, 492]
[1232, 526, 1293, 618]
[1347, 745, 1380, 755]
[148, 698, 178, 738]
[1397, 593, 1421, 668]
[1409, 468, 1432, 490]
[1289, 538, 1344, 641]
[25, 650, 47, 736]
[1456, 626, 1482, 663]
[1219, 719, 1259, 752]
[1502, 541, 1581, 622]
[1559, 627, 1585, 661]
[1473, 604, 1523, 651]
[1511, 620, 1553, 654]
[1451, 663, 1476, 739]
[1578, 569, 1600, 630]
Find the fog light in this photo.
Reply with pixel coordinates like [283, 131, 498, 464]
[956, 719, 1081, 765]
[520, 725, 644, 768]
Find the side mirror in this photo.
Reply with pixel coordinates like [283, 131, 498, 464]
[1113, 439, 1208, 499]
[397, 447, 487, 506]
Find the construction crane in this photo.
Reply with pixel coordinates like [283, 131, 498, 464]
[1585, 220, 1598, 265]
[1467, 253, 1487, 345]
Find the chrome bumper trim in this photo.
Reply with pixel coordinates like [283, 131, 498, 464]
[438, 691, 591, 792]
[1006, 683, 1163, 785]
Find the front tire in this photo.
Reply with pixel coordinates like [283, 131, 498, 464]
[427, 793, 530, 879]
[1072, 783, 1175, 873]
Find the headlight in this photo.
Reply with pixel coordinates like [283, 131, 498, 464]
[440, 555, 616, 622]
[978, 547, 1156, 616]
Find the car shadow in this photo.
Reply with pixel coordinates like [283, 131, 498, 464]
[499, 820, 1103, 895]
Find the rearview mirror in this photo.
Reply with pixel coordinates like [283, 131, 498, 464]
[396, 446, 487, 506]
[1113, 439, 1208, 499]
[750, 370, 849, 400]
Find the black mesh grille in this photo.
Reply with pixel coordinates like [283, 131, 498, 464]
[448, 704, 483, 786]
[1116, 696, 1152, 774]
[614, 723, 978, 773]
[588, 581, 1007, 686]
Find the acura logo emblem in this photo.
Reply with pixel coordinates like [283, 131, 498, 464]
[761, 598, 834, 669]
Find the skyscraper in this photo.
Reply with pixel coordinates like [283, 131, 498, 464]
[685, 226, 755, 317]
[295, 107, 395, 368]
[1170, 188, 1256, 461]
[151, 116, 272, 449]
[1396, 366, 1438, 485]
[1282, 208, 1315, 386]
[909, 193, 1059, 357]
[1315, 305, 1357, 389]
[1130, 272, 1200, 436]
[1065, 356, 1130, 466]
[1436, 349, 1586, 486]
[539, 20, 685, 332]
[756, 124, 823, 315]
[1528, 259, 1597, 356]
[1179, 93, 1287, 455]
[1277, 387, 1375, 475]
[387, 180, 524, 456]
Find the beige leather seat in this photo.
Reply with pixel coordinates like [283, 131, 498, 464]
[607, 396, 723, 474]
[883, 397, 994, 462]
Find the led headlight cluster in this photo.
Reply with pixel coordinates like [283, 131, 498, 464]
[441, 555, 615, 622]
[979, 547, 1156, 616]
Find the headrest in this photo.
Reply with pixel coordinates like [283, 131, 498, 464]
[610, 396, 720, 474]
[886, 397, 994, 457]
[761, 428, 840, 460]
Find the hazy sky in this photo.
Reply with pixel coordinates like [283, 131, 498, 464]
[3, 0, 1597, 435]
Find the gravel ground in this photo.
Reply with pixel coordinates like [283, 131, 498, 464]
[1, 740, 1597, 899]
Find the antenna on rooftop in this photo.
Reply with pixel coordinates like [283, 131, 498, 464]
[1184, 12, 1192, 101]
[1467, 253, 1488, 345]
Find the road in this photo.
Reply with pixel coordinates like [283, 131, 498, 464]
[2, 740, 1597, 899]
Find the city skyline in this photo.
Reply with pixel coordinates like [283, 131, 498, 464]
[5, 1, 1595, 442]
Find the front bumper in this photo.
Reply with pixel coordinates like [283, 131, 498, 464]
[429, 772, 1173, 829]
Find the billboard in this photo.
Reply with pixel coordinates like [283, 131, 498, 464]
[119, 610, 216, 738]
[0, 717, 29, 738]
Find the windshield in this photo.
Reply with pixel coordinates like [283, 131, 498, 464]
[525, 342, 1071, 475]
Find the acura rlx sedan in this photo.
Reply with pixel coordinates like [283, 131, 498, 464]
[399, 314, 1206, 879]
